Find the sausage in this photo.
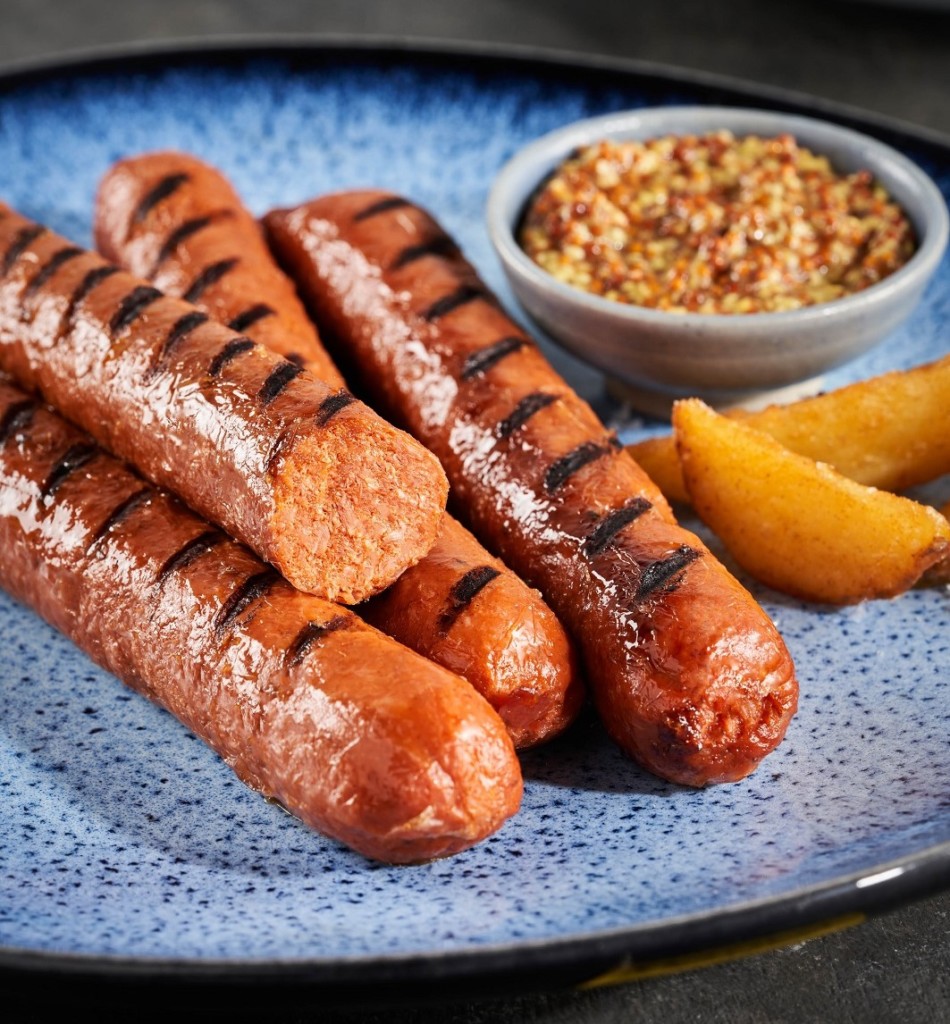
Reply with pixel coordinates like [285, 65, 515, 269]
[0, 202, 448, 604]
[361, 515, 581, 745]
[0, 375, 522, 863]
[94, 154, 583, 747]
[264, 191, 800, 787]
[95, 151, 346, 387]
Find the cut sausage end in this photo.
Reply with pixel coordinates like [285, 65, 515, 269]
[270, 412, 449, 604]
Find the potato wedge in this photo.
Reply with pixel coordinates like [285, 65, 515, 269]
[629, 433, 691, 504]
[630, 352, 950, 505]
[673, 398, 950, 604]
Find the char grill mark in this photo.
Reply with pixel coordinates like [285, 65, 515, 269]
[583, 498, 653, 559]
[544, 439, 620, 493]
[149, 311, 210, 376]
[182, 258, 239, 304]
[390, 235, 459, 271]
[207, 337, 255, 377]
[496, 391, 558, 439]
[421, 284, 485, 322]
[264, 427, 293, 474]
[40, 442, 98, 498]
[151, 212, 233, 275]
[1, 224, 46, 276]
[109, 285, 163, 335]
[315, 389, 355, 426]
[63, 265, 121, 330]
[460, 336, 527, 380]
[286, 352, 305, 366]
[438, 565, 501, 635]
[88, 487, 151, 549]
[286, 615, 353, 668]
[259, 361, 304, 405]
[635, 546, 703, 600]
[156, 529, 226, 584]
[0, 399, 37, 444]
[228, 303, 276, 333]
[214, 569, 282, 636]
[132, 172, 190, 225]
[353, 196, 410, 222]
[24, 246, 84, 297]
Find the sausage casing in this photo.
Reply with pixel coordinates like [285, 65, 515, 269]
[95, 151, 346, 387]
[0, 201, 447, 604]
[0, 376, 521, 862]
[361, 514, 581, 745]
[265, 191, 800, 786]
[94, 155, 583, 747]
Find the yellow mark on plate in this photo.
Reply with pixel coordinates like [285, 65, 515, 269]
[579, 912, 866, 988]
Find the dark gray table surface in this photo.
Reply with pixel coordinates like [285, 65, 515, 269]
[1, 2, 948, 1022]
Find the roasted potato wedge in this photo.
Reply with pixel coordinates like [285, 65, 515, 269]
[629, 432, 691, 504]
[630, 353, 950, 505]
[673, 399, 950, 604]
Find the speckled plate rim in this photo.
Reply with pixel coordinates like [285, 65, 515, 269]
[0, 36, 948, 1004]
[2, 843, 948, 1004]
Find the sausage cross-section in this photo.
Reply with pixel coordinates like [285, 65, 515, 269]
[0, 376, 522, 862]
[0, 201, 448, 604]
[264, 191, 800, 786]
[94, 153, 584, 747]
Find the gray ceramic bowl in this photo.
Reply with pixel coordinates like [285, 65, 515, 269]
[487, 106, 949, 411]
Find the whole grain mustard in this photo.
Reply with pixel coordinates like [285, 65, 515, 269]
[519, 131, 916, 314]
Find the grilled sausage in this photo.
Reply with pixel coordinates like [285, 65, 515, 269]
[95, 151, 345, 386]
[94, 154, 583, 747]
[0, 202, 448, 604]
[361, 514, 581, 745]
[0, 375, 522, 863]
[264, 191, 800, 787]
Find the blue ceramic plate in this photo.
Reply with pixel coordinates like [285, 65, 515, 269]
[0, 41, 948, 1002]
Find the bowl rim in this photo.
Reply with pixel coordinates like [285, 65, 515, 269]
[486, 104, 950, 330]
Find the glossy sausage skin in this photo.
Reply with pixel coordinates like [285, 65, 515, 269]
[95, 151, 346, 387]
[94, 155, 583, 747]
[0, 202, 448, 604]
[265, 192, 800, 786]
[0, 376, 521, 862]
[361, 515, 581, 746]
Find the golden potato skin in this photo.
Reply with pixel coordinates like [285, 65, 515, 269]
[673, 399, 950, 605]
[630, 353, 950, 505]
[627, 433, 690, 504]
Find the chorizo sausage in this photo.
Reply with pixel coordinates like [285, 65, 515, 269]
[0, 375, 521, 863]
[264, 191, 800, 786]
[94, 154, 583, 747]
[0, 201, 448, 604]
